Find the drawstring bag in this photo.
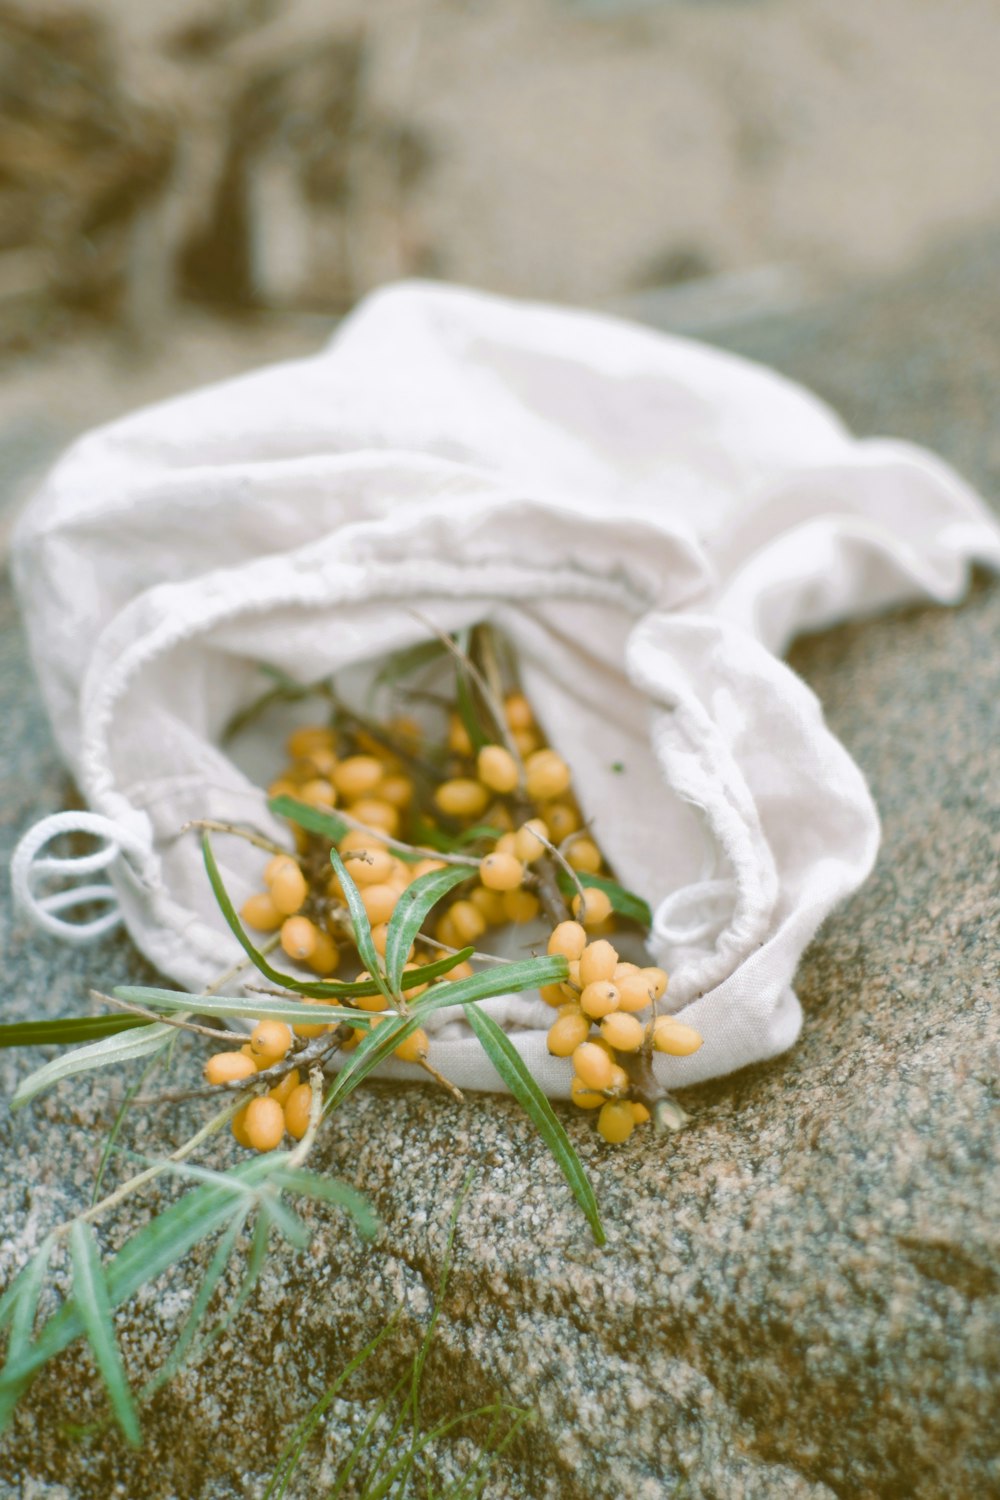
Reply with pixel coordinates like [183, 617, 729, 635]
[10, 281, 1000, 1096]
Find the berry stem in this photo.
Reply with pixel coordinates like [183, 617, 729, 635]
[181, 818, 289, 856]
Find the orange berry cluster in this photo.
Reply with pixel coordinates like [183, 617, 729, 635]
[205, 1021, 314, 1151]
[544, 922, 702, 1143]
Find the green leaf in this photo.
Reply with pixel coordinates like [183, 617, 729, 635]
[261, 1195, 311, 1252]
[267, 795, 348, 845]
[115, 987, 372, 1030]
[383, 864, 470, 992]
[1, 1234, 55, 1352]
[372, 638, 449, 695]
[556, 869, 652, 928]
[328, 846, 394, 1008]
[271, 1169, 379, 1238]
[462, 1004, 605, 1247]
[455, 659, 490, 753]
[12, 1023, 174, 1111]
[407, 817, 503, 854]
[69, 1222, 141, 1447]
[0, 1015, 149, 1048]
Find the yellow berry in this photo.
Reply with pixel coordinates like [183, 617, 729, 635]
[579, 939, 619, 987]
[401, 962, 430, 999]
[447, 714, 474, 756]
[240, 892, 282, 933]
[616, 972, 657, 1013]
[284, 1081, 313, 1140]
[448, 900, 487, 945]
[333, 755, 384, 800]
[547, 921, 587, 961]
[494, 832, 519, 856]
[640, 967, 669, 1001]
[303, 746, 338, 778]
[204, 1051, 256, 1085]
[281, 915, 318, 962]
[393, 1028, 429, 1063]
[650, 1017, 703, 1056]
[539, 983, 567, 1007]
[469, 886, 507, 925]
[546, 1010, 591, 1057]
[438, 957, 474, 981]
[479, 852, 524, 892]
[287, 726, 335, 760]
[599, 1012, 645, 1052]
[377, 773, 414, 809]
[502, 889, 540, 923]
[264, 854, 297, 885]
[244, 1096, 286, 1152]
[571, 1076, 605, 1110]
[513, 819, 549, 864]
[573, 1041, 614, 1091]
[630, 1101, 651, 1124]
[504, 693, 533, 731]
[512, 728, 540, 757]
[579, 980, 620, 1020]
[269, 1068, 301, 1107]
[250, 1020, 293, 1065]
[607, 1062, 629, 1092]
[231, 1103, 253, 1148]
[597, 1100, 635, 1145]
[349, 798, 400, 837]
[544, 803, 580, 841]
[477, 744, 520, 793]
[291, 998, 328, 1039]
[299, 778, 337, 809]
[567, 838, 601, 873]
[524, 749, 571, 802]
[572, 887, 613, 928]
[613, 962, 640, 980]
[360, 883, 399, 925]
[270, 862, 308, 917]
[307, 931, 340, 977]
[435, 779, 490, 819]
[339, 828, 387, 856]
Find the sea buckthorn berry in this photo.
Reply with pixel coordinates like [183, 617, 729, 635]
[281, 915, 318, 962]
[339, 828, 387, 856]
[524, 749, 571, 802]
[401, 962, 429, 998]
[268, 777, 299, 802]
[573, 1041, 614, 1091]
[241, 892, 282, 933]
[579, 980, 620, 1020]
[435, 779, 490, 819]
[270, 861, 308, 917]
[600, 1012, 645, 1052]
[447, 713, 474, 756]
[572, 886, 612, 928]
[307, 931, 340, 977]
[539, 983, 567, 1008]
[231, 1103, 253, 1148]
[547, 921, 587, 961]
[284, 1081, 313, 1140]
[349, 798, 400, 837]
[370, 922, 391, 956]
[264, 854, 298, 886]
[378, 773, 414, 809]
[304, 747, 338, 778]
[204, 1051, 256, 1086]
[639, 967, 669, 1001]
[269, 1068, 301, 1107]
[479, 852, 524, 892]
[560, 959, 582, 998]
[412, 857, 447, 879]
[470, 886, 507, 925]
[579, 939, 619, 987]
[616, 973, 657, 1013]
[504, 693, 533, 731]
[607, 1063, 629, 1093]
[333, 755, 384, 800]
[567, 838, 601, 873]
[244, 1096, 286, 1152]
[597, 1100, 635, 1145]
[630, 1101, 651, 1124]
[546, 1011, 591, 1057]
[393, 1028, 430, 1063]
[477, 744, 520, 794]
[494, 832, 519, 856]
[613, 962, 639, 980]
[512, 728, 540, 758]
[250, 1020, 293, 1065]
[287, 725, 335, 760]
[571, 1076, 605, 1110]
[437, 957, 474, 981]
[448, 900, 487, 945]
[360, 883, 399, 925]
[650, 1017, 703, 1056]
[344, 847, 395, 888]
[292, 999, 327, 1039]
[503, 889, 540, 923]
[544, 803, 580, 841]
[434, 912, 459, 948]
[513, 818, 549, 864]
[299, 778, 337, 808]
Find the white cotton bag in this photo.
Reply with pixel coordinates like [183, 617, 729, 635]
[10, 281, 1000, 1097]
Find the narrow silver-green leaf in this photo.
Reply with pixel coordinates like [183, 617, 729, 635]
[384, 865, 470, 992]
[267, 795, 348, 845]
[69, 1222, 141, 1447]
[328, 846, 394, 1007]
[271, 1168, 379, 1238]
[0, 1016, 148, 1048]
[115, 987, 372, 1030]
[2, 1234, 55, 1359]
[462, 1004, 605, 1247]
[12, 1023, 174, 1111]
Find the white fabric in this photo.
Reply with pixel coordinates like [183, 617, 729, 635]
[10, 281, 1000, 1096]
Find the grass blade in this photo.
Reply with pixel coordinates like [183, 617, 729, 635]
[556, 870, 651, 928]
[270, 1168, 379, 1238]
[0, 1016, 149, 1048]
[2, 1234, 55, 1352]
[462, 1005, 605, 1247]
[383, 864, 470, 992]
[69, 1223, 141, 1447]
[12, 1023, 174, 1111]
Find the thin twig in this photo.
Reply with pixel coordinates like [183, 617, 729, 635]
[334, 807, 480, 869]
[417, 933, 508, 967]
[91, 991, 247, 1045]
[287, 1069, 325, 1166]
[409, 610, 526, 781]
[181, 818, 289, 857]
[529, 828, 588, 911]
[416, 1056, 465, 1104]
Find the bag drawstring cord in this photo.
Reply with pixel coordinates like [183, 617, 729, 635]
[10, 811, 152, 943]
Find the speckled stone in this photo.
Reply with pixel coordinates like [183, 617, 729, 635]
[1, 236, 998, 1500]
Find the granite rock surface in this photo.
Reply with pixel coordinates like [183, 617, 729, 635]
[0, 235, 998, 1499]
